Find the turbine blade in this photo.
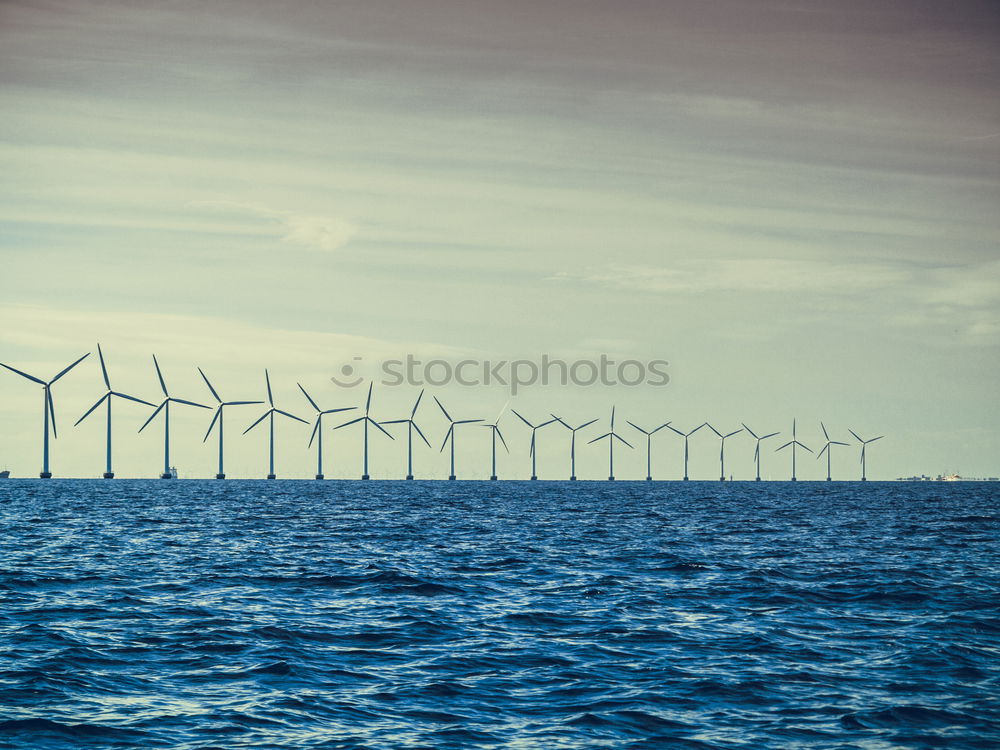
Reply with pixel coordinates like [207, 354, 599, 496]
[308, 418, 320, 448]
[761, 432, 780, 440]
[456, 419, 482, 425]
[152, 354, 168, 396]
[276, 409, 308, 424]
[776, 441, 792, 452]
[365, 382, 373, 414]
[97, 343, 111, 389]
[666, 424, 685, 437]
[754, 444, 760, 461]
[223, 400, 264, 406]
[511, 409, 532, 428]
[47, 390, 57, 438]
[49, 352, 90, 385]
[496, 426, 509, 452]
[705, 423, 722, 437]
[529, 432, 535, 457]
[204, 408, 222, 442]
[550, 414, 570, 429]
[111, 392, 156, 407]
[833, 441, 849, 446]
[411, 389, 424, 419]
[538, 418, 557, 428]
[297, 382, 320, 412]
[577, 418, 599, 431]
[0, 362, 46, 385]
[243, 410, 271, 434]
[610, 406, 616, 430]
[868, 436, 884, 443]
[626, 420, 648, 435]
[821, 422, 830, 441]
[199, 367, 221, 403]
[381, 419, 408, 425]
[433, 395, 452, 422]
[818, 444, 828, 458]
[321, 406, 354, 414]
[799, 442, 814, 454]
[265, 369, 273, 406]
[336, 416, 365, 429]
[413, 421, 432, 448]
[742, 423, 759, 440]
[849, 429, 863, 443]
[371, 418, 394, 439]
[613, 433, 634, 449]
[724, 429, 742, 439]
[689, 423, 707, 436]
[75, 393, 109, 426]
[651, 422, 670, 434]
[440, 424, 453, 452]
[138, 400, 166, 433]
[171, 398, 210, 409]
[588, 432, 611, 444]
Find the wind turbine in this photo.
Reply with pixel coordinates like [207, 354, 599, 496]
[1, 352, 90, 478]
[587, 407, 633, 481]
[705, 424, 743, 481]
[775, 419, 812, 481]
[817, 422, 849, 482]
[138, 355, 210, 479]
[382, 389, 432, 480]
[480, 409, 510, 481]
[199, 368, 262, 480]
[666, 423, 706, 481]
[75, 344, 154, 478]
[626, 420, 670, 481]
[551, 415, 597, 481]
[335, 382, 394, 479]
[435, 396, 481, 480]
[511, 410, 557, 480]
[298, 383, 354, 480]
[849, 429, 884, 482]
[742, 423, 779, 481]
[242, 370, 307, 479]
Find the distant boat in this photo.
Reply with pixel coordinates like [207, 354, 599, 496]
[169, 466, 178, 479]
[0, 470, 9, 479]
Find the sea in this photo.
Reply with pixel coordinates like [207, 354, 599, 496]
[1, 480, 998, 749]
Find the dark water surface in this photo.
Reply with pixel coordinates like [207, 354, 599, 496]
[1, 480, 998, 749]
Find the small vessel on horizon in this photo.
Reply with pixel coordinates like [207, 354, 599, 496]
[0, 469, 9, 479]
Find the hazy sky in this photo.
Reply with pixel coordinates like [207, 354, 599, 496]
[2, 0, 998, 479]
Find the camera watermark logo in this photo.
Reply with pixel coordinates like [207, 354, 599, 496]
[331, 354, 669, 395]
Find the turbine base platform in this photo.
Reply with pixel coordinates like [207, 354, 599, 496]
[790, 477, 797, 482]
[569, 476, 576, 481]
[682, 476, 689, 481]
[405, 475, 414, 480]
[39, 472, 52, 479]
[266, 474, 276, 480]
[860, 477, 867, 482]
[361, 474, 370, 480]
[489, 475, 498, 481]
[826, 477, 832, 482]
[159, 473, 173, 480]
[315, 474, 324, 480]
[103, 472, 114, 479]
[719, 477, 726, 482]
[448, 475, 456, 481]
[608, 476, 615, 481]
[530, 476, 537, 481]
[755, 477, 761, 482]
[215, 473, 226, 480]
[646, 476, 652, 481]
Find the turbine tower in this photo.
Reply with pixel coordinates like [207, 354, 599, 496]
[382, 389, 432, 480]
[242, 370, 307, 479]
[666, 423, 706, 481]
[335, 382, 394, 479]
[481, 409, 510, 481]
[138, 355, 209, 479]
[587, 407, 633, 481]
[849, 429, 884, 482]
[626, 420, 670, 481]
[775, 419, 812, 481]
[435, 396, 481, 480]
[75, 344, 154, 478]
[705, 424, 743, 482]
[742, 423, 779, 481]
[511, 410, 557, 480]
[817, 422, 849, 482]
[551, 415, 597, 481]
[199, 368, 262, 480]
[298, 383, 354, 480]
[1, 352, 90, 478]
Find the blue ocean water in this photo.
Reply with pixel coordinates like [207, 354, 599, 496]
[0, 480, 998, 749]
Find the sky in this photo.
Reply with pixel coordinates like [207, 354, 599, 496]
[1, 0, 998, 480]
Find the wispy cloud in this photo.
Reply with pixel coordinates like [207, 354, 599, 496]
[192, 200, 356, 252]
